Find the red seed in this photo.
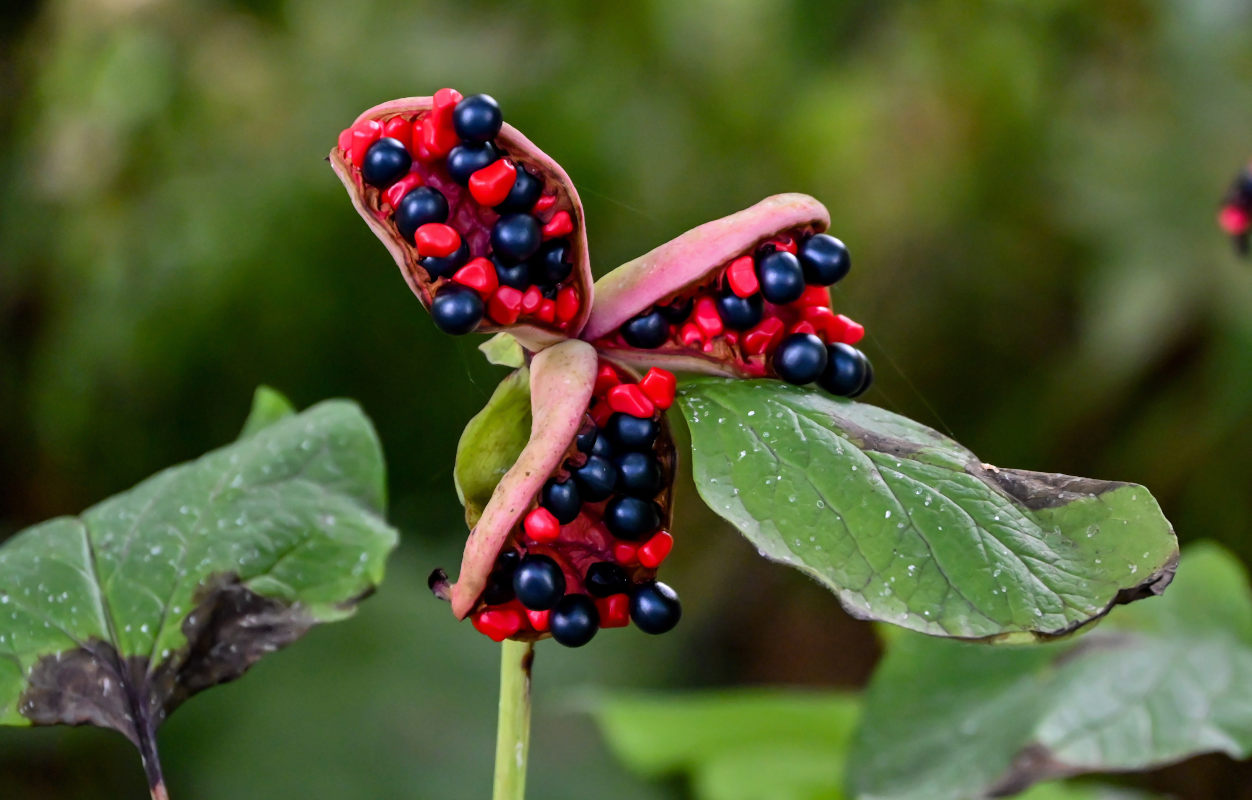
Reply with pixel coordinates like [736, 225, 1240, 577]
[337, 127, 353, 154]
[724, 331, 739, 346]
[349, 119, 382, 167]
[1220, 205, 1250, 235]
[523, 507, 560, 543]
[832, 314, 865, 344]
[693, 296, 724, 338]
[765, 235, 798, 254]
[555, 286, 580, 322]
[802, 306, 838, 339]
[743, 317, 784, 355]
[596, 594, 631, 629]
[639, 368, 677, 410]
[431, 87, 463, 130]
[472, 608, 522, 642]
[590, 399, 613, 427]
[791, 321, 817, 336]
[415, 223, 461, 258]
[607, 384, 655, 418]
[418, 116, 459, 160]
[488, 286, 524, 325]
[679, 322, 703, 348]
[532, 194, 557, 214]
[613, 542, 639, 566]
[382, 172, 423, 210]
[521, 285, 543, 314]
[469, 159, 518, 207]
[453, 258, 499, 298]
[382, 116, 412, 151]
[798, 285, 830, 307]
[526, 609, 550, 632]
[727, 255, 759, 297]
[594, 364, 621, 396]
[637, 531, 674, 568]
[541, 210, 574, 239]
[537, 299, 557, 323]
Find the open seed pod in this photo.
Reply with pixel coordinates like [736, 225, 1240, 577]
[436, 340, 680, 647]
[583, 193, 873, 397]
[330, 89, 592, 350]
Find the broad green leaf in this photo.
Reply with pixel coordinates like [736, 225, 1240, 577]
[848, 543, 1252, 800]
[0, 395, 398, 793]
[453, 367, 532, 528]
[595, 690, 858, 800]
[1017, 785, 1161, 800]
[479, 332, 527, 368]
[238, 385, 297, 438]
[677, 379, 1177, 640]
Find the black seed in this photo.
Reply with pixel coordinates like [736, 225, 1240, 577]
[590, 432, 614, 459]
[615, 451, 663, 497]
[541, 478, 582, 525]
[481, 568, 516, 605]
[715, 289, 764, 330]
[495, 164, 543, 213]
[604, 413, 658, 451]
[420, 240, 470, 280]
[446, 141, 500, 185]
[395, 186, 449, 242]
[513, 554, 565, 611]
[755, 250, 806, 305]
[773, 333, 828, 385]
[496, 550, 522, 570]
[493, 255, 531, 290]
[541, 285, 558, 300]
[630, 582, 682, 635]
[431, 284, 483, 335]
[798, 233, 851, 286]
[604, 496, 661, 540]
[658, 296, 693, 324]
[585, 562, 630, 598]
[452, 93, 503, 142]
[621, 308, 669, 349]
[362, 137, 411, 188]
[549, 594, 599, 647]
[818, 343, 872, 397]
[576, 424, 598, 454]
[529, 239, 572, 287]
[491, 213, 542, 263]
[571, 455, 617, 502]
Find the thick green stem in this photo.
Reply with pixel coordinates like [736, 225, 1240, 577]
[492, 639, 534, 800]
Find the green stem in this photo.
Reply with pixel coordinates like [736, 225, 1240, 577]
[492, 638, 534, 800]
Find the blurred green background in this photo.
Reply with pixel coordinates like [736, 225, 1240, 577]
[2, 0, 1251, 797]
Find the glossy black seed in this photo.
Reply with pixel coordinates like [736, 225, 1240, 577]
[420, 240, 470, 280]
[630, 582, 682, 635]
[585, 562, 630, 598]
[615, 451, 662, 497]
[513, 554, 565, 611]
[481, 568, 516, 605]
[571, 455, 617, 502]
[798, 233, 851, 286]
[395, 186, 449, 242]
[576, 425, 598, 454]
[773, 333, 828, 385]
[492, 255, 531, 290]
[496, 550, 522, 571]
[755, 250, 806, 305]
[529, 239, 572, 287]
[495, 164, 543, 213]
[818, 343, 873, 397]
[605, 413, 658, 452]
[621, 309, 669, 349]
[362, 137, 411, 188]
[431, 284, 483, 335]
[452, 93, 503, 142]
[541, 477, 582, 525]
[491, 213, 542, 262]
[446, 141, 500, 185]
[541, 285, 558, 300]
[604, 496, 661, 540]
[715, 289, 764, 330]
[549, 594, 599, 647]
[658, 296, 693, 324]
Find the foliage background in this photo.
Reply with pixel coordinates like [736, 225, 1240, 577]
[1, 0, 1250, 797]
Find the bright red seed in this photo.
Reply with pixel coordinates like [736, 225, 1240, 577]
[349, 119, 382, 167]
[594, 364, 621, 396]
[607, 384, 655, 418]
[532, 194, 557, 214]
[724, 331, 739, 346]
[418, 116, 459, 160]
[469, 159, 518, 207]
[1220, 205, 1250, 235]
[523, 507, 560, 543]
[798, 285, 830, 307]
[526, 608, 550, 632]
[541, 210, 574, 239]
[832, 314, 865, 344]
[637, 531, 674, 568]
[521, 285, 543, 315]
[693, 296, 724, 338]
[382, 172, 423, 210]
[590, 399, 613, 427]
[488, 286, 524, 325]
[555, 286, 580, 322]
[472, 608, 522, 642]
[337, 127, 353, 154]
[802, 306, 838, 339]
[414, 223, 461, 258]
[431, 87, 463, 130]
[453, 258, 499, 298]
[537, 299, 557, 323]
[595, 594, 631, 629]
[638, 368, 676, 410]
[727, 255, 759, 297]
[765, 235, 798, 254]
[791, 321, 817, 336]
[743, 317, 784, 355]
[612, 542, 639, 566]
[679, 322, 703, 348]
[382, 116, 412, 151]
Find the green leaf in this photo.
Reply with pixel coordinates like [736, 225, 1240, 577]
[848, 543, 1252, 800]
[479, 332, 527, 368]
[0, 395, 398, 791]
[677, 378, 1177, 640]
[238, 385, 297, 438]
[454, 367, 532, 528]
[595, 690, 858, 800]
